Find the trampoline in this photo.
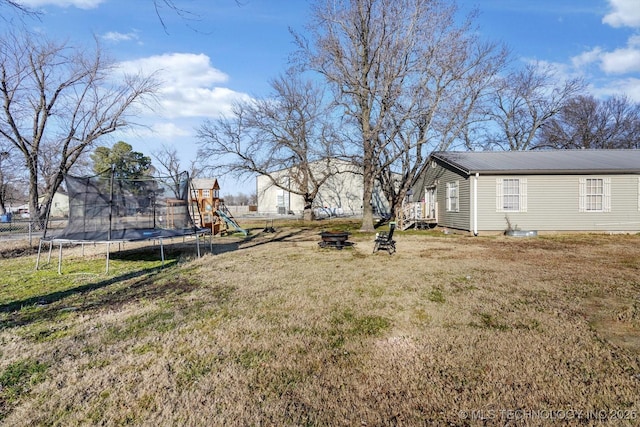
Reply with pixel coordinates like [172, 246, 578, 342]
[36, 169, 211, 274]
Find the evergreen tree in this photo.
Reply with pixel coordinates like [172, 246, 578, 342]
[91, 141, 152, 180]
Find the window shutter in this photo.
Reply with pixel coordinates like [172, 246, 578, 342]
[496, 179, 503, 212]
[603, 178, 611, 212]
[455, 181, 459, 212]
[446, 182, 451, 211]
[520, 178, 527, 212]
[579, 178, 586, 212]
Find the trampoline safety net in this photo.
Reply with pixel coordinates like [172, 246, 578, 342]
[45, 171, 198, 242]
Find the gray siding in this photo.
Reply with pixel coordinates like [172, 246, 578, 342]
[477, 174, 640, 232]
[414, 164, 471, 231]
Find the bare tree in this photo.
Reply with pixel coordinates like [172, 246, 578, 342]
[0, 31, 158, 224]
[536, 94, 640, 150]
[296, 0, 506, 231]
[377, 40, 506, 221]
[151, 143, 201, 197]
[0, 0, 34, 14]
[479, 62, 585, 151]
[197, 71, 342, 220]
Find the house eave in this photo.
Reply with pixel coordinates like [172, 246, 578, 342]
[466, 169, 640, 176]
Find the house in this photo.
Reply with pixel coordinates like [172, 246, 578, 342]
[50, 191, 69, 218]
[406, 150, 640, 234]
[36, 191, 69, 218]
[256, 159, 390, 218]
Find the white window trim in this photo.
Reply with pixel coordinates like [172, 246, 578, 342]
[496, 178, 527, 213]
[446, 181, 459, 213]
[579, 177, 611, 213]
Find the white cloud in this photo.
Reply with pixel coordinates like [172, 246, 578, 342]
[590, 77, 640, 102]
[113, 122, 194, 153]
[121, 122, 192, 141]
[602, 0, 640, 28]
[117, 52, 252, 119]
[150, 122, 192, 139]
[601, 46, 640, 74]
[119, 53, 229, 90]
[571, 36, 640, 75]
[17, 0, 104, 9]
[101, 31, 139, 43]
[571, 47, 603, 69]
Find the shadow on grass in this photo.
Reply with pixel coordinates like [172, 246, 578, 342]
[211, 228, 310, 255]
[0, 257, 203, 330]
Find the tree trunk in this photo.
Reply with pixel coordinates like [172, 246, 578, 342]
[303, 208, 314, 221]
[0, 186, 6, 215]
[303, 195, 315, 221]
[27, 157, 40, 225]
[360, 168, 375, 232]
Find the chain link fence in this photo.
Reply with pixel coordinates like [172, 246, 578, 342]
[0, 216, 67, 245]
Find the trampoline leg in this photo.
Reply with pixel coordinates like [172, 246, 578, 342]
[160, 239, 165, 267]
[47, 240, 53, 263]
[57, 243, 63, 275]
[35, 239, 43, 270]
[196, 234, 201, 258]
[82, 243, 85, 257]
[106, 242, 110, 274]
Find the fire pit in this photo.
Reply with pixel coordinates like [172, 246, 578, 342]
[318, 231, 352, 250]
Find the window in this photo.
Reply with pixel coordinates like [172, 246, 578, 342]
[202, 189, 210, 198]
[214, 189, 220, 199]
[446, 181, 459, 212]
[496, 178, 527, 212]
[579, 178, 610, 212]
[586, 179, 603, 211]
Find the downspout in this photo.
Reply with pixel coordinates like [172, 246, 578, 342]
[473, 173, 479, 236]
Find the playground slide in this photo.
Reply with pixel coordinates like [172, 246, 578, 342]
[216, 210, 248, 236]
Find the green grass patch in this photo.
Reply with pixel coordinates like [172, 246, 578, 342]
[472, 312, 512, 331]
[176, 355, 220, 389]
[0, 358, 48, 417]
[105, 309, 177, 342]
[330, 308, 392, 341]
[427, 286, 446, 303]
[18, 322, 74, 343]
[234, 349, 274, 370]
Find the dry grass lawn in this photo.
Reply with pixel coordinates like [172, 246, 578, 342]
[1, 221, 639, 426]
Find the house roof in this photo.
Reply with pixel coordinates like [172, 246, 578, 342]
[432, 150, 640, 175]
[191, 178, 219, 190]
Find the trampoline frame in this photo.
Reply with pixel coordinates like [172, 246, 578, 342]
[35, 230, 212, 274]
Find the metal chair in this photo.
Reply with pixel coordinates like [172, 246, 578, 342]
[373, 222, 396, 254]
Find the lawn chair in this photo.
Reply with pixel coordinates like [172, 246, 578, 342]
[373, 222, 396, 254]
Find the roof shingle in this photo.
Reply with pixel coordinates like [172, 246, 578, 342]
[433, 150, 640, 175]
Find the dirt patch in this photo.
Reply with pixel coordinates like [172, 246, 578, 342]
[0, 241, 39, 259]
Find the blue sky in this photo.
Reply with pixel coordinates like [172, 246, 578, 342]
[2, 0, 640, 195]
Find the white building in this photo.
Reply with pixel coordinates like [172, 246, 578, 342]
[256, 159, 390, 218]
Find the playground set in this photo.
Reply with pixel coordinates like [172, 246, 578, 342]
[189, 178, 247, 237]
